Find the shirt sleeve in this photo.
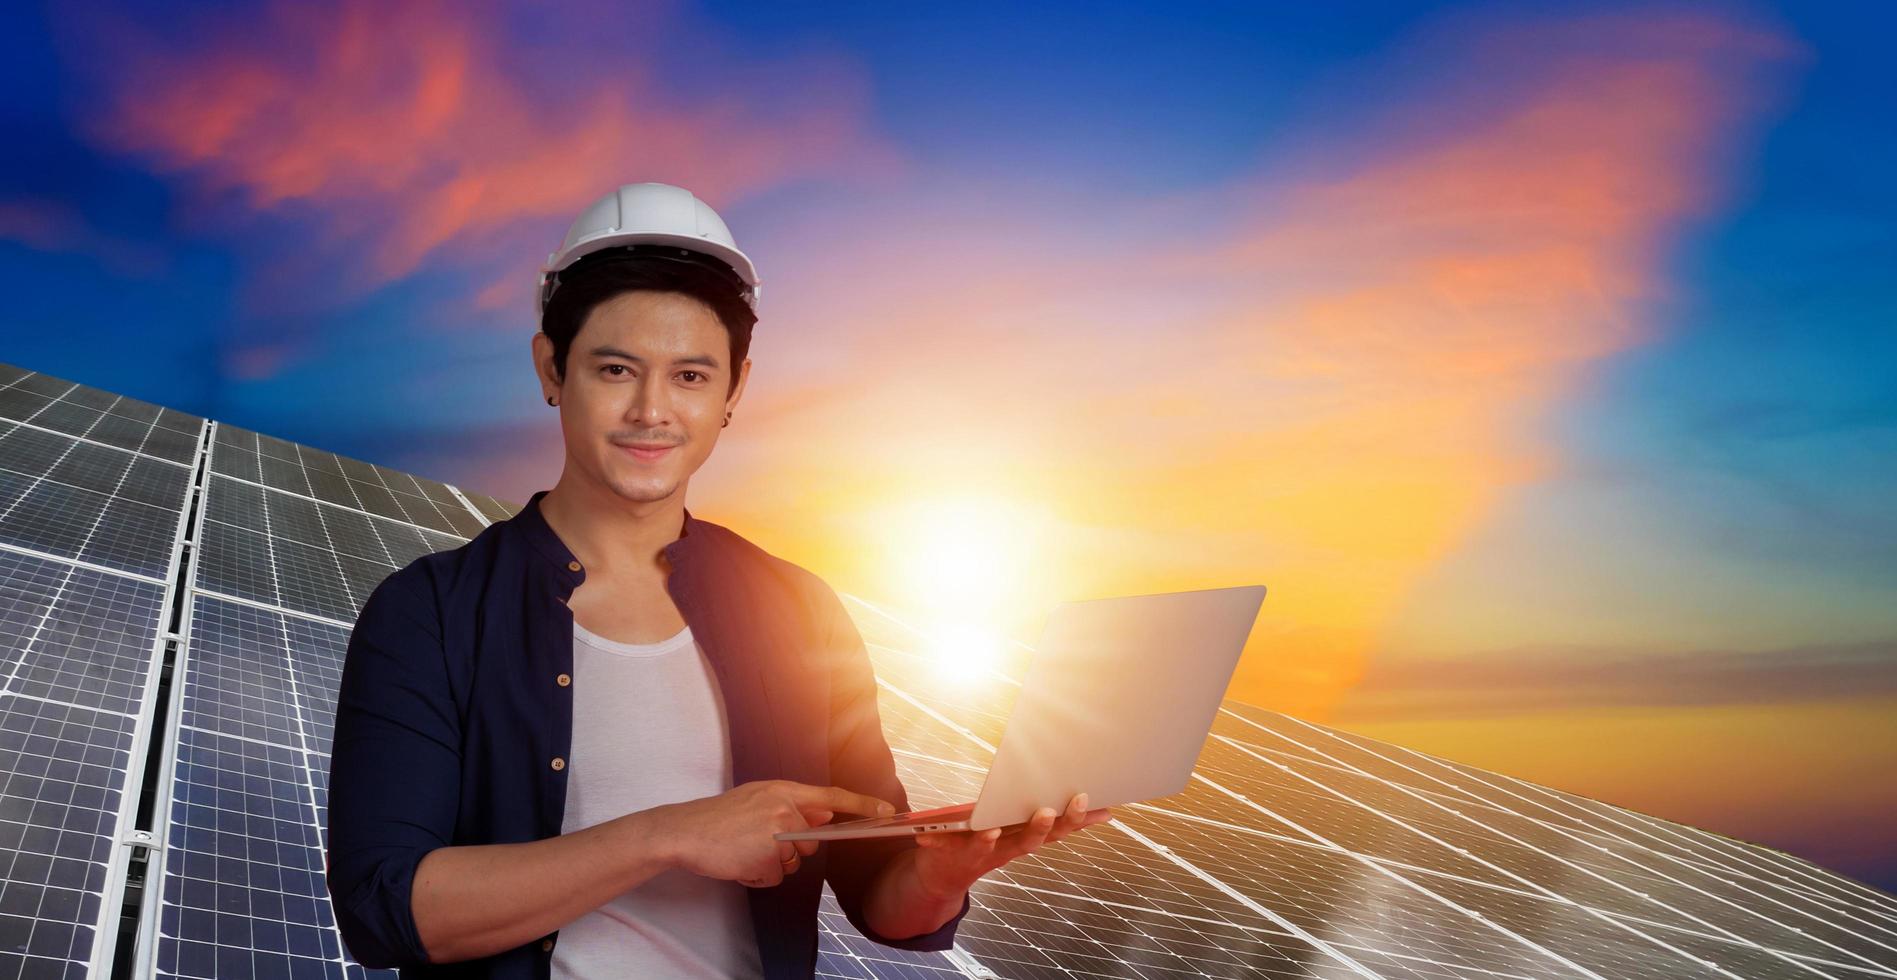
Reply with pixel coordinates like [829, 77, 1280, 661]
[323, 568, 460, 969]
[812, 576, 971, 952]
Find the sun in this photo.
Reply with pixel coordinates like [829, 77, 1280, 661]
[924, 622, 1006, 684]
[880, 494, 1041, 684]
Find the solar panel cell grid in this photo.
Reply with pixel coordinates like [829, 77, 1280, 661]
[0, 424, 83, 478]
[132, 427, 201, 467]
[816, 901, 968, 979]
[0, 443, 184, 579]
[178, 596, 307, 750]
[60, 389, 115, 412]
[418, 528, 464, 556]
[207, 444, 262, 485]
[1621, 918, 1878, 980]
[5, 568, 165, 717]
[1365, 745, 1897, 967]
[875, 685, 1003, 768]
[367, 517, 432, 568]
[279, 617, 349, 761]
[29, 402, 106, 441]
[0, 466, 29, 517]
[264, 492, 331, 551]
[45, 440, 134, 495]
[6, 372, 74, 398]
[156, 726, 354, 980]
[85, 498, 181, 579]
[307, 505, 386, 567]
[332, 456, 379, 487]
[1115, 808, 1573, 980]
[0, 669, 144, 980]
[116, 457, 193, 512]
[295, 444, 345, 481]
[4, 482, 105, 562]
[269, 538, 355, 622]
[201, 476, 263, 532]
[300, 469, 360, 513]
[156, 409, 204, 437]
[258, 454, 313, 499]
[0, 387, 53, 424]
[341, 479, 406, 526]
[194, 519, 279, 607]
[1553, 787, 1888, 909]
[396, 491, 463, 537]
[463, 492, 520, 524]
[255, 433, 301, 464]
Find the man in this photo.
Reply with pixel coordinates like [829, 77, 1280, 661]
[323, 182, 1112, 979]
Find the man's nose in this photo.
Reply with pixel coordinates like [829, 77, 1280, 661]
[625, 381, 671, 424]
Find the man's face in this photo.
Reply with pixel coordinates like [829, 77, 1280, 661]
[535, 289, 750, 507]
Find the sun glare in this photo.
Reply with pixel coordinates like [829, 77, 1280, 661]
[925, 623, 1006, 684]
[879, 494, 1041, 684]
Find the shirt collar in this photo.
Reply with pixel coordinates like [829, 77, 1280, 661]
[516, 488, 705, 592]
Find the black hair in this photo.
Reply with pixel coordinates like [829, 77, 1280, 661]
[539, 245, 756, 397]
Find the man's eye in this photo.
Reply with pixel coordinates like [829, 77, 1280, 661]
[679, 371, 703, 382]
[603, 365, 629, 377]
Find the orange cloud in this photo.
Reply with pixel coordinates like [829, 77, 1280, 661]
[643, 11, 1798, 724]
[1168, 16, 1799, 716]
[69, 0, 904, 317]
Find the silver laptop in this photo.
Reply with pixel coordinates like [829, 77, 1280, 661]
[777, 584, 1267, 841]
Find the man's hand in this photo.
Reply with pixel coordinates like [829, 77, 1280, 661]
[909, 793, 1113, 901]
[649, 779, 893, 888]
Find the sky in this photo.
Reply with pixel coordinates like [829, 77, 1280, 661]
[2, 0, 1893, 890]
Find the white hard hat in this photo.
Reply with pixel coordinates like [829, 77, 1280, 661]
[537, 182, 760, 316]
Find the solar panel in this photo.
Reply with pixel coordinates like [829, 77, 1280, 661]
[1, 362, 198, 980]
[3, 358, 1894, 980]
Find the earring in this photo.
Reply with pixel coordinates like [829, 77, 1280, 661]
[722, 412, 731, 428]
[547, 395, 557, 406]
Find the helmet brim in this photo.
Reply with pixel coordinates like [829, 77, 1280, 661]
[537, 236, 761, 315]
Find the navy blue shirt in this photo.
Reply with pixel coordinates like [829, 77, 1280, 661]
[324, 489, 968, 978]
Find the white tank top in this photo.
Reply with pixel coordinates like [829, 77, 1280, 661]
[550, 620, 764, 980]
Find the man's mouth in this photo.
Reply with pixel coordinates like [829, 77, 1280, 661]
[618, 442, 677, 461]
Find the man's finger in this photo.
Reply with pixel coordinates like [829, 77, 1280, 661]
[992, 807, 1058, 865]
[789, 783, 895, 819]
[1048, 794, 1088, 836]
[1045, 804, 1111, 845]
[794, 838, 821, 857]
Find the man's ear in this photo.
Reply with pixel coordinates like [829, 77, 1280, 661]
[726, 356, 752, 412]
[531, 332, 562, 396]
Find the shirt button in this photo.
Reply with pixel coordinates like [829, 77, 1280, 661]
[556, 673, 571, 687]
[567, 560, 581, 572]
[541, 938, 554, 952]
[550, 757, 566, 771]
